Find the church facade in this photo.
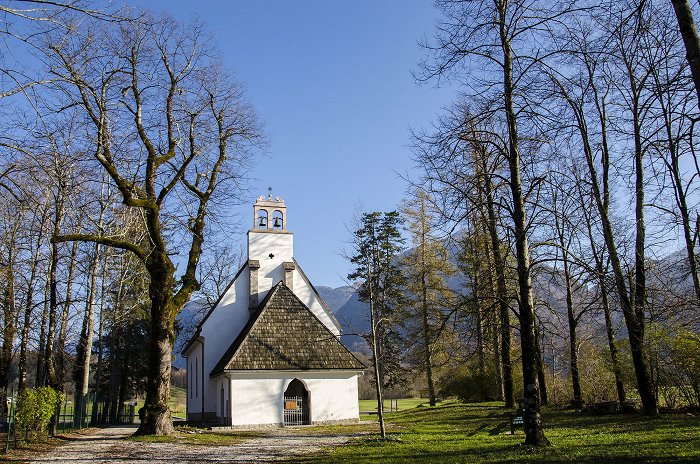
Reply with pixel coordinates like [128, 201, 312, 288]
[182, 196, 364, 426]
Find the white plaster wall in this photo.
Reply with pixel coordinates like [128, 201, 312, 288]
[305, 375, 360, 422]
[228, 371, 359, 426]
[185, 343, 203, 416]
[200, 268, 251, 414]
[248, 231, 293, 301]
[292, 268, 340, 336]
[216, 377, 231, 424]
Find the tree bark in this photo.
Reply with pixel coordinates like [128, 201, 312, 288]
[19, 206, 47, 391]
[74, 242, 100, 426]
[671, 0, 700, 111]
[479, 151, 514, 409]
[534, 319, 548, 406]
[496, 0, 548, 445]
[0, 250, 16, 414]
[57, 239, 79, 387]
[135, 253, 177, 436]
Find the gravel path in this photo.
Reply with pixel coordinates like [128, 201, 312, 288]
[27, 426, 359, 463]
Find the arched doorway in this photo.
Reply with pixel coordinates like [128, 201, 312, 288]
[283, 379, 310, 425]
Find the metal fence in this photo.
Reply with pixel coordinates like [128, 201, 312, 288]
[2, 388, 137, 453]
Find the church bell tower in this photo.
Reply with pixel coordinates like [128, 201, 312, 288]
[247, 195, 294, 311]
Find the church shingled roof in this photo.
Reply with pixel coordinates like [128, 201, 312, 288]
[210, 282, 365, 375]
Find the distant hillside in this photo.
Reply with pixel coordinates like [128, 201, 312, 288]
[317, 285, 369, 352]
[171, 247, 697, 369]
[173, 298, 210, 369]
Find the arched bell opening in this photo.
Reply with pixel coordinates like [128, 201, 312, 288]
[256, 209, 269, 229]
[272, 209, 284, 230]
[283, 378, 310, 425]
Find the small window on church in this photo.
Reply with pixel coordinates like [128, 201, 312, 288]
[272, 210, 283, 230]
[195, 358, 198, 398]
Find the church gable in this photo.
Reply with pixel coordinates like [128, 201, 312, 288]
[211, 282, 365, 375]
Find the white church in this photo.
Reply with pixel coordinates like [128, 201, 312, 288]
[182, 196, 364, 426]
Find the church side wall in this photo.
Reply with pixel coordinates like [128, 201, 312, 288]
[185, 342, 203, 421]
[200, 267, 251, 417]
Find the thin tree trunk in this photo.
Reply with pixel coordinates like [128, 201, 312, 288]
[36, 272, 50, 387]
[556, 214, 583, 407]
[0, 253, 16, 414]
[534, 319, 548, 406]
[473, 229, 485, 377]
[57, 239, 79, 387]
[580, 185, 626, 403]
[556, 66, 657, 416]
[484, 237, 503, 400]
[671, 0, 700, 111]
[421, 267, 436, 407]
[566, 293, 582, 407]
[479, 151, 514, 408]
[497, 0, 548, 444]
[92, 251, 108, 425]
[418, 197, 437, 407]
[627, 50, 657, 415]
[368, 265, 386, 439]
[602, 284, 626, 403]
[74, 242, 100, 426]
[19, 213, 46, 391]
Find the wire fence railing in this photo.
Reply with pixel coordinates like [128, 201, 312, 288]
[2, 388, 139, 453]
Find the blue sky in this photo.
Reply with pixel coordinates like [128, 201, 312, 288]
[130, 1, 456, 287]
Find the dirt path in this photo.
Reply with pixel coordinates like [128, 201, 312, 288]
[26, 426, 359, 463]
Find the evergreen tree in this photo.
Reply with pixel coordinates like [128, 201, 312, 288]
[348, 211, 405, 439]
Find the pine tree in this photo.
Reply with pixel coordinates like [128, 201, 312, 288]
[348, 211, 405, 439]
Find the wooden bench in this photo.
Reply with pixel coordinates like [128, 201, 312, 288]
[510, 407, 524, 434]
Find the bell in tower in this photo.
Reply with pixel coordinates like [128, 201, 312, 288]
[252, 194, 288, 232]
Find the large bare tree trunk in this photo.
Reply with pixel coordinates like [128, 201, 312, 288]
[136, 253, 177, 436]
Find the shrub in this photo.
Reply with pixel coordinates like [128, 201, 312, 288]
[15, 387, 64, 439]
[439, 364, 499, 402]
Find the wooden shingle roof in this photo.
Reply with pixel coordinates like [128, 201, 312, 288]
[210, 282, 365, 376]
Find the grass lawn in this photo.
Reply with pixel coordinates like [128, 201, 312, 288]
[303, 401, 700, 463]
[359, 398, 430, 413]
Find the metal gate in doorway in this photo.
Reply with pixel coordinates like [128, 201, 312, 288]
[283, 395, 309, 425]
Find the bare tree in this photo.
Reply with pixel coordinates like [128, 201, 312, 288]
[47, 14, 261, 435]
[671, 0, 700, 111]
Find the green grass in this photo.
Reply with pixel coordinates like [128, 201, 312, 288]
[302, 401, 700, 463]
[359, 398, 432, 413]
